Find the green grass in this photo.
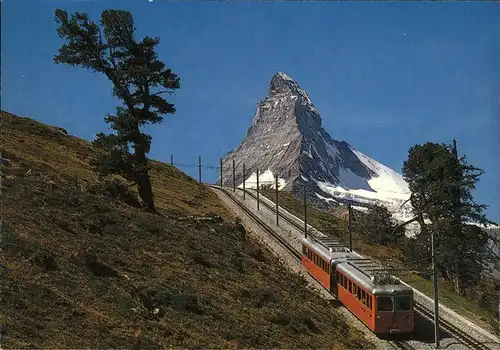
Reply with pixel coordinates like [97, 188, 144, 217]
[0, 111, 372, 349]
[261, 189, 499, 335]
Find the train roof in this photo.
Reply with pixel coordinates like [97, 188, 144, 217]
[299, 235, 412, 295]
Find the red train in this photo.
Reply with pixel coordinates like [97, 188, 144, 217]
[299, 235, 414, 334]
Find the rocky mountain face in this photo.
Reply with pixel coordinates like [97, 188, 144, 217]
[221, 71, 410, 211]
[222, 71, 500, 277]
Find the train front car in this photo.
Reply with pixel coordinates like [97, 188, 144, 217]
[372, 285, 414, 334]
[335, 262, 415, 335]
[298, 235, 415, 335]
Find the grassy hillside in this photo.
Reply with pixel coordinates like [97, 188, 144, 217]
[0, 111, 371, 349]
[261, 189, 500, 335]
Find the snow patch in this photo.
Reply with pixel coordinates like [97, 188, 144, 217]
[351, 148, 411, 198]
[352, 205, 369, 213]
[283, 142, 290, 147]
[238, 169, 287, 191]
[465, 222, 500, 229]
[315, 192, 339, 204]
[301, 175, 309, 182]
[336, 167, 373, 191]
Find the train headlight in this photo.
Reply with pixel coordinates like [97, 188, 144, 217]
[405, 315, 412, 324]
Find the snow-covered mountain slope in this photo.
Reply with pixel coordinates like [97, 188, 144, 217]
[221, 71, 413, 224]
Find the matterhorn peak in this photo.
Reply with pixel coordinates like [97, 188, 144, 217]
[269, 71, 302, 95]
[222, 71, 412, 220]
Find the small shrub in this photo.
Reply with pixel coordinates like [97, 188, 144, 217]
[84, 254, 118, 277]
[270, 313, 291, 326]
[190, 251, 212, 268]
[87, 176, 140, 208]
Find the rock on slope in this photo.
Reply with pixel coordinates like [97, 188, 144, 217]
[221, 71, 412, 218]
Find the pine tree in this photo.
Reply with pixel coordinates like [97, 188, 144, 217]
[54, 9, 180, 212]
[402, 142, 496, 295]
[357, 204, 405, 245]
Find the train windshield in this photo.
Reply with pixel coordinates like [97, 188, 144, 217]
[396, 295, 412, 311]
[376, 296, 393, 311]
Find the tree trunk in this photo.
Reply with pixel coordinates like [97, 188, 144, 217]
[134, 142, 156, 213]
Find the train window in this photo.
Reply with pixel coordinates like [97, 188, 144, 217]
[302, 245, 306, 254]
[367, 295, 372, 309]
[361, 290, 366, 304]
[336, 271, 340, 283]
[396, 296, 412, 311]
[348, 280, 352, 293]
[377, 296, 393, 312]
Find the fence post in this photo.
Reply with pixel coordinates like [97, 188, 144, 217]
[220, 158, 223, 187]
[256, 169, 260, 211]
[232, 159, 236, 192]
[304, 186, 307, 238]
[243, 164, 246, 200]
[170, 154, 173, 166]
[347, 203, 352, 252]
[198, 156, 202, 183]
[275, 175, 279, 226]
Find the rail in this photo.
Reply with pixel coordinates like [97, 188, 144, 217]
[224, 186, 498, 350]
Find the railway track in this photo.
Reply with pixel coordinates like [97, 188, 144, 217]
[414, 303, 492, 350]
[209, 186, 301, 259]
[230, 186, 497, 350]
[210, 185, 418, 350]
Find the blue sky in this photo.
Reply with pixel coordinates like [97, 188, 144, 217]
[2, 1, 499, 221]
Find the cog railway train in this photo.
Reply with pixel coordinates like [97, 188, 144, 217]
[299, 235, 414, 334]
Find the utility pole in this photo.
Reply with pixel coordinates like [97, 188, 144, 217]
[391, 212, 440, 347]
[232, 159, 236, 192]
[431, 226, 440, 348]
[198, 156, 202, 183]
[170, 154, 173, 166]
[275, 175, 279, 226]
[256, 169, 260, 211]
[304, 186, 307, 238]
[243, 164, 246, 200]
[220, 158, 223, 187]
[348, 203, 352, 252]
